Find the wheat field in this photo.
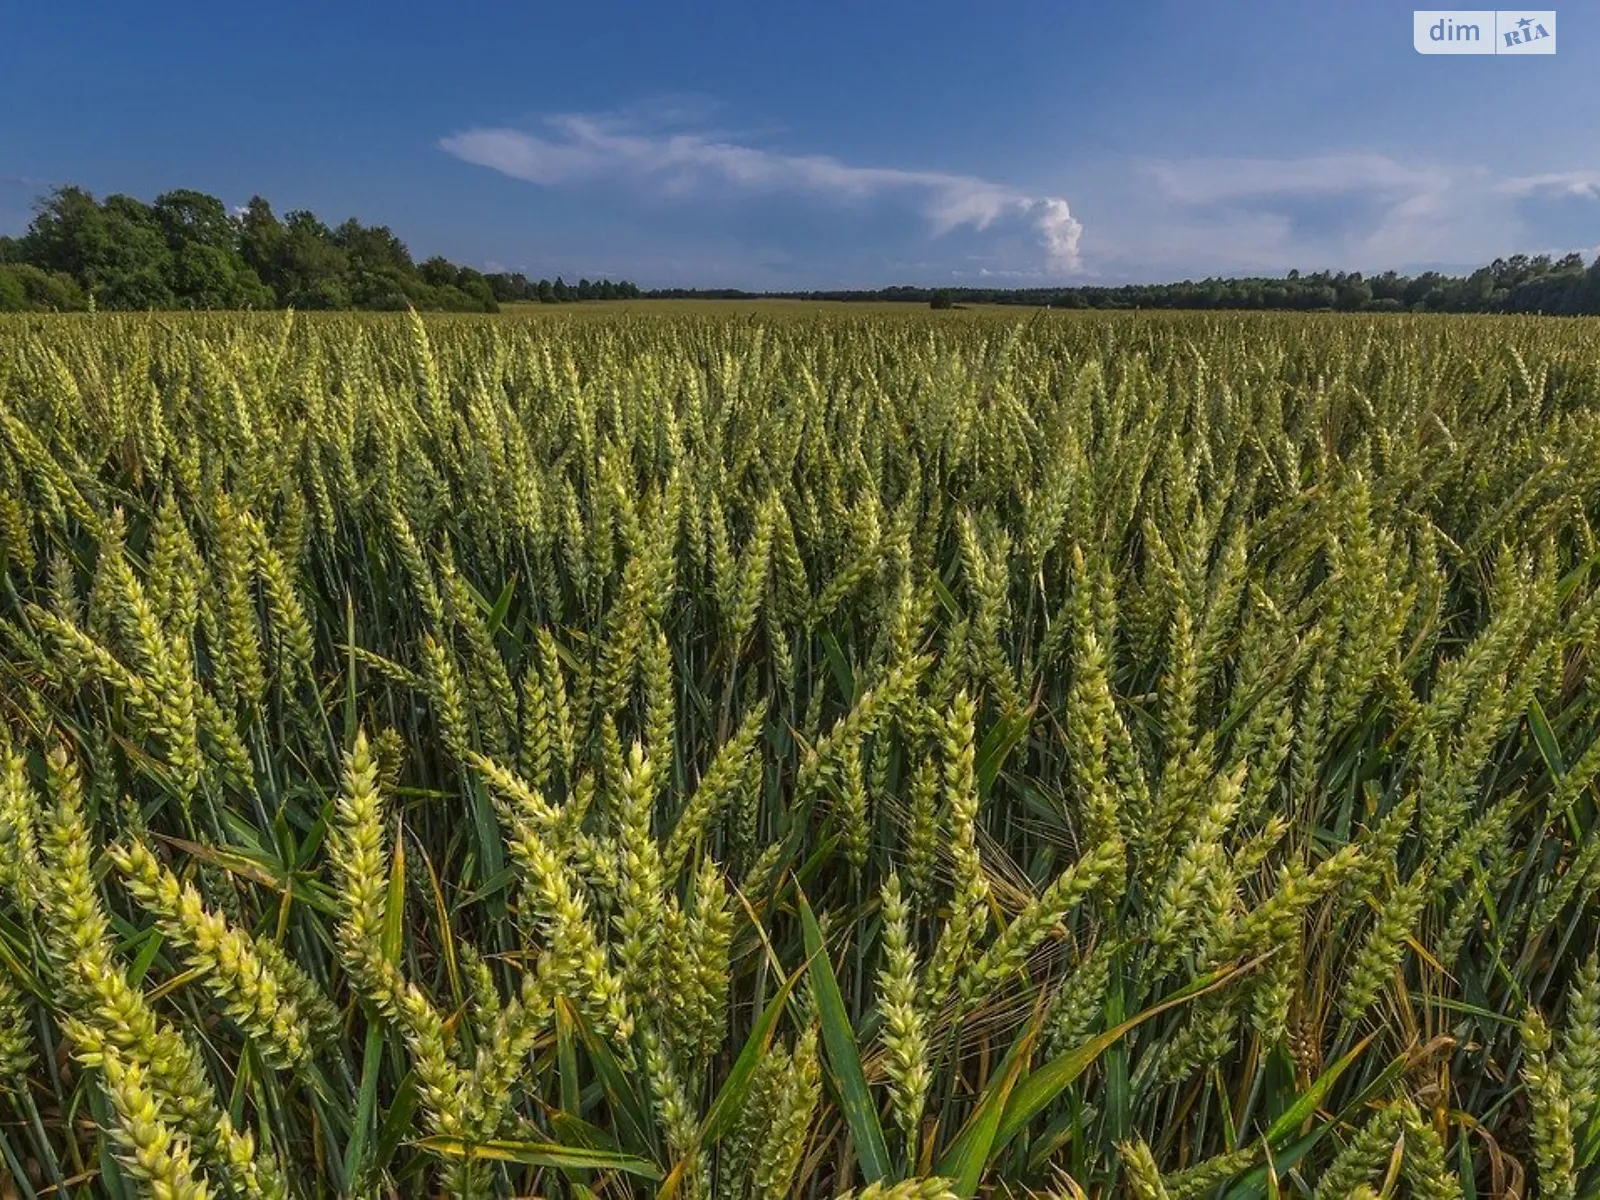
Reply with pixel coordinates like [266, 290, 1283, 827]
[0, 308, 1596, 1198]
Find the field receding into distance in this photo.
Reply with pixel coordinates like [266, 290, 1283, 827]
[0, 308, 1598, 1198]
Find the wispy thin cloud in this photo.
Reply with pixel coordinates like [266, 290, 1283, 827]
[1146, 153, 1455, 205]
[1496, 170, 1600, 200]
[1100, 152, 1600, 276]
[439, 113, 1084, 271]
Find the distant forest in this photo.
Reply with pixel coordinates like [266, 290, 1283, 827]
[4, 184, 1598, 315]
[652, 253, 1600, 315]
[0, 185, 641, 313]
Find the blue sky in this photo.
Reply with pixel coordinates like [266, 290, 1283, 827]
[2, 2, 1595, 288]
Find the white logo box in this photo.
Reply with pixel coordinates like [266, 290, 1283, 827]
[1414, 10, 1555, 53]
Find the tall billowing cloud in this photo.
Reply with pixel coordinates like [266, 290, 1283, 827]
[439, 113, 1083, 271]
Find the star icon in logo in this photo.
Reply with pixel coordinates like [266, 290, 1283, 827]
[1517, 16, 1533, 29]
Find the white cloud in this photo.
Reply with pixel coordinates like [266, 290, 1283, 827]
[1147, 154, 1454, 205]
[1090, 152, 1600, 277]
[437, 112, 1599, 284]
[1496, 170, 1600, 200]
[439, 113, 1083, 271]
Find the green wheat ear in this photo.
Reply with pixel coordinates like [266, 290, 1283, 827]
[877, 871, 930, 1148]
[838, 1180, 959, 1200]
[109, 837, 337, 1067]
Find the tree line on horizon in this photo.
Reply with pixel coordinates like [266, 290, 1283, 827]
[0, 185, 641, 313]
[650, 252, 1600, 315]
[4, 183, 1596, 316]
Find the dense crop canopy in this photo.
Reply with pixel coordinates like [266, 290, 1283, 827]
[0, 308, 1596, 1197]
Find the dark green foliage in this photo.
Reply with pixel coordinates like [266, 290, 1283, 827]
[0, 263, 87, 311]
[651, 251, 1600, 314]
[3, 184, 640, 312]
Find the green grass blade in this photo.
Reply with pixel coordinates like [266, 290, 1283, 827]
[935, 1006, 1043, 1196]
[414, 1136, 663, 1180]
[798, 887, 892, 1183]
[995, 959, 1249, 1153]
[699, 959, 807, 1144]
